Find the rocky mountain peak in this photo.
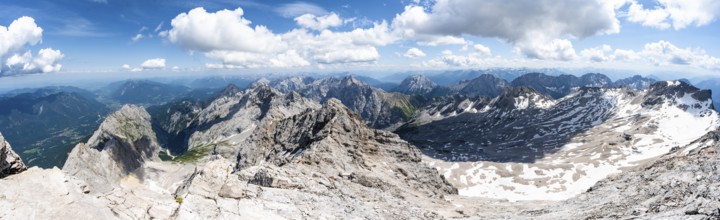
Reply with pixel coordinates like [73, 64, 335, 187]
[236, 98, 456, 197]
[215, 83, 242, 99]
[643, 80, 713, 109]
[341, 75, 365, 86]
[270, 76, 314, 93]
[454, 74, 509, 97]
[394, 74, 437, 95]
[614, 75, 656, 90]
[579, 73, 613, 87]
[0, 132, 27, 178]
[63, 105, 160, 192]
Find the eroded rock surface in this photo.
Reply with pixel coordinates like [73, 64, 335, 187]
[0, 132, 27, 178]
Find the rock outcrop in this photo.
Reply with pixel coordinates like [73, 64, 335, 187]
[237, 98, 456, 196]
[63, 105, 160, 192]
[0, 132, 27, 178]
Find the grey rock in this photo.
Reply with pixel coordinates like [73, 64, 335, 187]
[393, 74, 438, 95]
[0, 132, 27, 178]
[237, 98, 457, 197]
[615, 75, 657, 90]
[63, 105, 160, 192]
[511, 72, 613, 99]
[520, 130, 720, 219]
[270, 75, 417, 129]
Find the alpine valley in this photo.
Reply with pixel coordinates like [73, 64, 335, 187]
[1, 71, 719, 219]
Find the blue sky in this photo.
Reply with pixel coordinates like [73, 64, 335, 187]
[0, 0, 719, 79]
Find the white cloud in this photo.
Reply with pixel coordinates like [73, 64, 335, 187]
[422, 48, 498, 68]
[275, 2, 328, 18]
[417, 35, 467, 46]
[580, 45, 613, 62]
[574, 41, 720, 70]
[0, 16, 43, 57]
[167, 7, 396, 68]
[5, 48, 64, 74]
[403, 47, 426, 58]
[392, 1, 622, 60]
[141, 58, 166, 69]
[473, 44, 492, 56]
[121, 64, 141, 72]
[517, 38, 578, 61]
[312, 47, 379, 64]
[1, 17, 64, 75]
[627, 1, 672, 29]
[295, 13, 343, 31]
[168, 7, 284, 53]
[393, 1, 622, 41]
[626, 0, 720, 30]
[639, 41, 720, 68]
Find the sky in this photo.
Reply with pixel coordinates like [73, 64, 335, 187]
[0, 0, 719, 80]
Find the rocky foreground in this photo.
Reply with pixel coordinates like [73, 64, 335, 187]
[0, 98, 458, 219]
[1, 82, 719, 219]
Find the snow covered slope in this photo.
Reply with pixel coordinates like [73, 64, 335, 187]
[399, 80, 719, 201]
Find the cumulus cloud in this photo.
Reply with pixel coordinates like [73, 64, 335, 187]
[1, 16, 63, 75]
[168, 7, 284, 54]
[626, 0, 720, 30]
[392, 0, 622, 60]
[295, 13, 344, 31]
[403, 48, 426, 58]
[141, 58, 166, 69]
[167, 7, 396, 68]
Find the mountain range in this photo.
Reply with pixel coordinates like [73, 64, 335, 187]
[1, 71, 719, 219]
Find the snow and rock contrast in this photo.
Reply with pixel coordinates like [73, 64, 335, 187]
[0, 132, 26, 178]
[496, 129, 720, 219]
[398, 80, 719, 201]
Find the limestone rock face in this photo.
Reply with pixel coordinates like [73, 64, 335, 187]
[63, 105, 160, 192]
[237, 98, 457, 198]
[186, 83, 320, 159]
[0, 132, 27, 178]
[270, 75, 417, 129]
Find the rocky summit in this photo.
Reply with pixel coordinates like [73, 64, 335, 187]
[0, 132, 26, 178]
